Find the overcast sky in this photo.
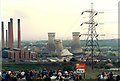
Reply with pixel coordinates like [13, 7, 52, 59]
[0, 0, 119, 40]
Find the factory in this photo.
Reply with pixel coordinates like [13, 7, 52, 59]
[1, 18, 37, 62]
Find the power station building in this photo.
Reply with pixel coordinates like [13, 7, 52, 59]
[1, 18, 37, 61]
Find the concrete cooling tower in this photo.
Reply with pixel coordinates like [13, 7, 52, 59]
[54, 39, 64, 55]
[46, 33, 56, 54]
[71, 32, 82, 54]
[54, 39, 73, 56]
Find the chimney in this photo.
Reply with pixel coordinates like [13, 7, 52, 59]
[17, 19, 21, 48]
[6, 30, 8, 48]
[1, 21, 4, 49]
[8, 22, 11, 48]
[10, 18, 14, 49]
[71, 32, 82, 53]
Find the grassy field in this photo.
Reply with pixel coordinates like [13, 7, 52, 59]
[2, 62, 120, 80]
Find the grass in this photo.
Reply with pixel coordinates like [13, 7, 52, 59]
[2, 62, 120, 80]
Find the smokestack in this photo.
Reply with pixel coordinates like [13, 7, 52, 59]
[1, 21, 4, 49]
[46, 33, 56, 54]
[8, 22, 11, 48]
[17, 19, 21, 48]
[54, 39, 64, 55]
[10, 18, 14, 49]
[71, 32, 82, 53]
[6, 30, 8, 48]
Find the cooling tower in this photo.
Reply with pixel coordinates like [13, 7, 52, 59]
[71, 32, 82, 53]
[1, 21, 4, 49]
[46, 33, 56, 54]
[17, 19, 21, 48]
[54, 39, 64, 55]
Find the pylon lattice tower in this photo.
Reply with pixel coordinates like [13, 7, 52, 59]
[81, 3, 102, 69]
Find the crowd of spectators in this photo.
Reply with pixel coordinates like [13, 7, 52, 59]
[1, 68, 81, 81]
[97, 72, 120, 81]
[1, 69, 120, 81]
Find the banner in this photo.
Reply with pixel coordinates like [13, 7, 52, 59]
[76, 63, 86, 69]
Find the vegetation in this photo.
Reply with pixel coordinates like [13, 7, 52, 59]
[63, 39, 118, 48]
[2, 62, 120, 80]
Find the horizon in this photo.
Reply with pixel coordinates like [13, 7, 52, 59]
[0, 38, 119, 42]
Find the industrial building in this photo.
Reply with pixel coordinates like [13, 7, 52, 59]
[1, 18, 37, 62]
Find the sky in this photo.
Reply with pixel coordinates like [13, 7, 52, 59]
[0, 0, 119, 40]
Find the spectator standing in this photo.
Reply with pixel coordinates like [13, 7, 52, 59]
[72, 71, 76, 80]
[116, 75, 120, 81]
[109, 72, 113, 80]
[2, 71, 6, 81]
[43, 75, 51, 81]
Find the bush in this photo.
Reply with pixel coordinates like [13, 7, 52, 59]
[104, 66, 110, 69]
[63, 65, 73, 71]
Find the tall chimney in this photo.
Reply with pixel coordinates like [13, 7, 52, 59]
[71, 32, 82, 53]
[17, 19, 21, 48]
[1, 21, 4, 49]
[10, 18, 14, 49]
[6, 30, 8, 48]
[8, 22, 11, 48]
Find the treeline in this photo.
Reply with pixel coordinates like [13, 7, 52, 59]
[6, 39, 118, 50]
[63, 39, 118, 48]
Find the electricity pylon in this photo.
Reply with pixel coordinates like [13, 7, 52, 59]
[81, 3, 104, 69]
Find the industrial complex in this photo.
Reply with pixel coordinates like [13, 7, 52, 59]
[1, 18, 37, 62]
[1, 18, 84, 62]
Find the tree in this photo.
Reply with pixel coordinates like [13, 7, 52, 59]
[63, 65, 73, 71]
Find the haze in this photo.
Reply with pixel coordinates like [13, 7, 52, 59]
[0, 0, 118, 40]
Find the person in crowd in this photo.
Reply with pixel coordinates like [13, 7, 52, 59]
[76, 73, 79, 81]
[2, 71, 6, 81]
[102, 72, 105, 79]
[79, 74, 82, 81]
[109, 72, 113, 80]
[97, 74, 101, 81]
[24, 70, 31, 81]
[72, 71, 76, 81]
[43, 75, 51, 81]
[56, 70, 63, 81]
[116, 75, 120, 81]
[36, 74, 43, 81]
[42, 68, 48, 77]
[106, 75, 110, 81]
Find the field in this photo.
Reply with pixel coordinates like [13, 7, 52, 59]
[2, 62, 120, 80]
